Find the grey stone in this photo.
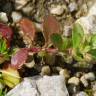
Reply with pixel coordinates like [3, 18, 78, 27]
[68, 2, 78, 12]
[0, 12, 8, 23]
[49, 5, 65, 15]
[76, 91, 88, 96]
[37, 76, 69, 96]
[15, 0, 30, 10]
[11, 11, 22, 23]
[76, 3, 96, 34]
[68, 77, 80, 86]
[84, 72, 95, 81]
[6, 76, 69, 96]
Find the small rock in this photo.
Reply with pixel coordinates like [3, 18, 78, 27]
[80, 76, 88, 87]
[25, 60, 35, 68]
[59, 69, 70, 79]
[40, 66, 51, 75]
[63, 25, 72, 37]
[68, 2, 78, 12]
[68, 84, 79, 94]
[88, 3, 96, 16]
[0, 12, 8, 23]
[76, 3, 96, 34]
[75, 72, 83, 78]
[68, 77, 80, 86]
[76, 91, 88, 96]
[91, 81, 96, 91]
[34, 22, 43, 32]
[22, 3, 34, 15]
[84, 72, 95, 81]
[50, 5, 65, 15]
[15, 0, 30, 10]
[11, 11, 22, 23]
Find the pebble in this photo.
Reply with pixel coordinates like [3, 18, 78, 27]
[88, 3, 96, 16]
[68, 77, 80, 86]
[22, 3, 34, 15]
[63, 25, 72, 37]
[11, 11, 22, 23]
[15, 0, 30, 10]
[59, 69, 70, 79]
[76, 3, 96, 34]
[25, 60, 35, 68]
[40, 66, 51, 76]
[68, 84, 79, 94]
[68, 2, 78, 12]
[0, 12, 8, 23]
[34, 22, 43, 32]
[84, 72, 95, 81]
[50, 5, 65, 15]
[80, 76, 88, 87]
[76, 91, 88, 96]
[91, 81, 96, 91]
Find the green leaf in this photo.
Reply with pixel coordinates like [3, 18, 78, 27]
[51, 33, 63, 50]
[91, 34, 96, 48]
[62, 37, 69, 50]
[72, 23, 84, 49]
[88, 49, 96, 59]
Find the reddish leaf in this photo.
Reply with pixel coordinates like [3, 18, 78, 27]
[0, 23, 13, 46]
[11, 48, 28, 69]
[19, 18, 36, 41]
[43, 15, 61, 46]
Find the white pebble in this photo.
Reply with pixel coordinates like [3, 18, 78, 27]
[68, 2, 78, 12]
[15, 0, 30, 10]
[84, 72, 95, 81]
[76, 91, 88, 96]
[41, 66, 51, 76]
[0, 12, 8, 23]
[80, 76, 88, 87]
[11, 12, 22, 23]
[50, 5, 65, 15]
[68, 77, 80, 86]
[59, 69, 70, 79]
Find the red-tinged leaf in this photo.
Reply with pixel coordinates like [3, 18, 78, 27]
[45, 48, 58, 53]
[11, 48, 28, 69]
[29, 47, 41, 53]
[43, 15, 61, 46]
[0, 23, 13, 44]
[19, 18, 36, 41]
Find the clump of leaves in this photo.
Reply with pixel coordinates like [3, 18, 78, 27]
[51, 22, 96, 67]
[0, 37, 10, 64]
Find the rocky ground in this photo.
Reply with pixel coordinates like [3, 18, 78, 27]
[0, 0, 96, 96]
